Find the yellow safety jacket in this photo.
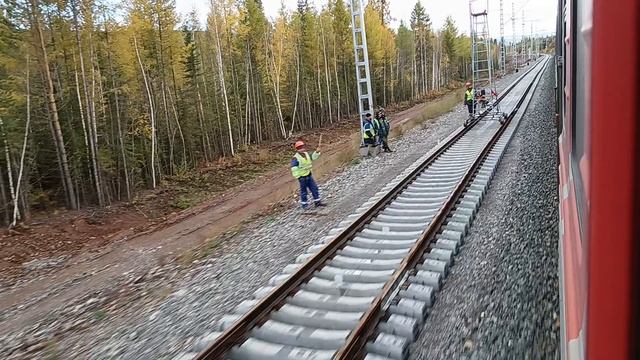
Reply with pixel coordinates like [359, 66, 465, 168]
[291, 151, 320, 178]
[363, 120, 376, 139]
[465, 89, 474, 102]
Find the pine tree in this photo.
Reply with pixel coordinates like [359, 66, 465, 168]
[410, 1, 432, 97]
[442, 16, 459, 83]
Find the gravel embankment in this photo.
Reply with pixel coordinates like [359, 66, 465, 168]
[409, 64, 559, 359]
[0, 73, 521, 359]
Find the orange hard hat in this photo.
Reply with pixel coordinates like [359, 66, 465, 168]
[294, 141, 305, 149]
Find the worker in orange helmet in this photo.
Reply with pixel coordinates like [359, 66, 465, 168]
[291, 140, 326, 209]
[463, 82, 475, 124]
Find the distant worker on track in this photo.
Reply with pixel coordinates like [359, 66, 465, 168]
[376, 109, 393, 153]
[291, 141, 326, 210]
[464, 82, 475, 123]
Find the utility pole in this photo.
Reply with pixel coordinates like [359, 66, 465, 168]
[499, 0, 506, 74]
[511, 2, 517, 70]
[522, 9, 526, 63]
[531, 23, 535, 59]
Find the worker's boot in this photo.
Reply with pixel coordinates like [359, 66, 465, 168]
[314, 200, 326, 207]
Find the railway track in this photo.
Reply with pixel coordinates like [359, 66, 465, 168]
[175, 56, 550, 360]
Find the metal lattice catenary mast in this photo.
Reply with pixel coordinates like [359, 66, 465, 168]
[469, 0, 493, 92]
[470, 0, 507, 122]
[349, 0, 374, 146]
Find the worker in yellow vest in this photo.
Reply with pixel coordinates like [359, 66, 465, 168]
[464, 82, 475, 124]
[291, 141, 326, 209]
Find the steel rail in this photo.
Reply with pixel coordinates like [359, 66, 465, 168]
[335, 58, 549, 359]
[195, 59, 545, 360]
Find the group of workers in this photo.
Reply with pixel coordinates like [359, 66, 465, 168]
[290, 107, 393, 210]
[292, 81, 493, 209]
[362, 108, 393, 153]
[291, 82, 494, 210]
[464, 81, 497, 123]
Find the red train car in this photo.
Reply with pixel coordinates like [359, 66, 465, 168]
[555, 0, 639, 357]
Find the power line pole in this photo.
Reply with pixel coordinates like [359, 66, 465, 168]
[511, 2, 517, 70]
[499, 0, 506, 74]
[530, 22, 533, 59]
[521, 9, 526, 64]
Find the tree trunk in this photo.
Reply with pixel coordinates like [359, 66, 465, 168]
[412, 53, 417, 99]
[290, 45, 301, 136]
[73, 55, 91, 177]
[0, 117, 16, 221]
[0, 166, 8, 225]
[266, 29, 287, 138]
[196, 82, 210, 163]
[134, 35, 157, 188]
[105, 29, 131, 200]
[212, 12, 235, 156]
[29, 0, 77, 209]
[333, 42, 341, 121]
[315, 43, 323, 125]
[166, 85, 187, 168]
[72, 0, 104, 206]
[11, 56, 31, 227]
[383, 58, 387, 106]
[320, 21, 332, 124]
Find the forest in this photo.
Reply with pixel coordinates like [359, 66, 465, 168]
[0, 0, 481, 226]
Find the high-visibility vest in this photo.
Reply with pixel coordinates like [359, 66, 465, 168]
[363, 120, 375, 139]
[291, 151, 319, 178]
[465, 89, 474, 101]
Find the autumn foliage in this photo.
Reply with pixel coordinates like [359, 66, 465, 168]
[0, 0, 476, 224]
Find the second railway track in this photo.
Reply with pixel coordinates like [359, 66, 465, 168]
[174, 56, 550, 360]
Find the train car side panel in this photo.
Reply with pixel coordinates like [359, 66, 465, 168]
[557, 0, 591, 357]
[587, 0, 640, 356]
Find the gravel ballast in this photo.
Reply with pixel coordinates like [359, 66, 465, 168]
[409, 64, 560, 359]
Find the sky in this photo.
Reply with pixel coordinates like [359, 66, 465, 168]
[175, 0, 557, 41]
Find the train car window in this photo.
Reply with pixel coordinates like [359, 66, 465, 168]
[556, 1, 566, 134]
[571, 0, 592, 238]
[563, 3, 567, 107]
[573, 0, 591, 161]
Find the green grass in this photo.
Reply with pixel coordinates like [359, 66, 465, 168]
[169, 195, 193, 210]
[420, 90, 463, 120]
